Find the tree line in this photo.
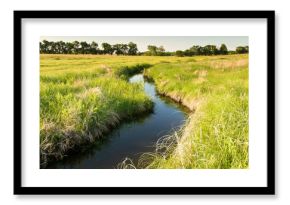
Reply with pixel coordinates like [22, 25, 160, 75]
[40, 40, 138, 55]
[174, 44, 249, 57]
[40, 40, 248, 56]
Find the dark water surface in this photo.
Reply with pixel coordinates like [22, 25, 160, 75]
[47, 74, 188, 169]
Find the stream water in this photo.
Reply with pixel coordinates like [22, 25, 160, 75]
[47, 74, 188, 169]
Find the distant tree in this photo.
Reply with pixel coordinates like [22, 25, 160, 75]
[245, 46, 249, 53]
[158, 46, 165, 52]
[120, 44, 129, 55]
[203, 45, 218, 55]
[102, 43, 114, 55]
[52, 41, 66, 54]
[72, 41, 80, 54]
[52, 41, 59, 54]
[146, 45, 166, 56]
[219, 44, 228, 55]
[183, 49, 191, 56]
[157, 46, 165, 55]
[236, 46, 248, 54]
[113, 44, 123, 55]
[39, 40, 240, 56]
[50, 41, 58, 53]
[59, 41, 67, 54]
[147, 45, 158, 56]
[175, 50, 184, 57]
[198, 46, 205, 55]
[189, 45, 201, 56]
[40, 40, 52, 53]
[128, 42, 138, 55]
[236, 46, 244, 54]
[90, 41, 98, 54]
[40, 41, 45, 53]
[79, 41, 91, 54]
[65, 42, 74, 54]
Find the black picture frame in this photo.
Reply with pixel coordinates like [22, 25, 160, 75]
[14, 10, 275, 195]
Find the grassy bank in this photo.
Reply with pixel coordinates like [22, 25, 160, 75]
[40, 54, 248, 169]
[40, 55, 161, 165]
[142, 54, 248, 168]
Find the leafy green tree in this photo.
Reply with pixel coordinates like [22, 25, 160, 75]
[51, 41, 58, 54]
[175, 50, 184, 57]
[113, 44, 128, 55]
[147, 45, 158, 56]
[128, 42, 138, 55]
[80, 41, 91, 54]
[113, 44, 123, 55]
[236, 46, 248, 54]
[90, 41, 98, 54]
[52, 41, 66, 54]
[59, 41, 67, 54]
[189, 45, 201, 55]
[219, 44, 228, 55]
[157, 46, 165, 55]
[40, 40, 52, 53]
[72, 41, 80, 54]
[65, 42, 74, 54]
[183, 49, 191, 56]
[40, 41, 46, 53]
[158, 46, 165, 52]
[146, 45, 166, 56]
[120, 44, 128, 55]
[102, 43, 114, 55]
[203, 45, 218, 55]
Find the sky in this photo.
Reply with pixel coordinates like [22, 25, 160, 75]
[40, 36, 248, 52]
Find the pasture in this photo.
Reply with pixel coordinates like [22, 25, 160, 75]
[40, 54, 248, 168]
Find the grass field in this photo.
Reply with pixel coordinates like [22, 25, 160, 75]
[40, 54, 248, 168]
[142, 54, 248, 168]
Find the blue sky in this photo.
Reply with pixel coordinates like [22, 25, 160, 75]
[40, 36, 248, 52]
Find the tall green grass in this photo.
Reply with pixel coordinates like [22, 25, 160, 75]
[141, 54, 249, 168]
[40, 55, 157, 165]
[40, 54, 248, 169]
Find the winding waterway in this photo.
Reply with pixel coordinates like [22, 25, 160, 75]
[47, 74, 188, 169]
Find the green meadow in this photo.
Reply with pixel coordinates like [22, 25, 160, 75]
[40, 54, 248, 168]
